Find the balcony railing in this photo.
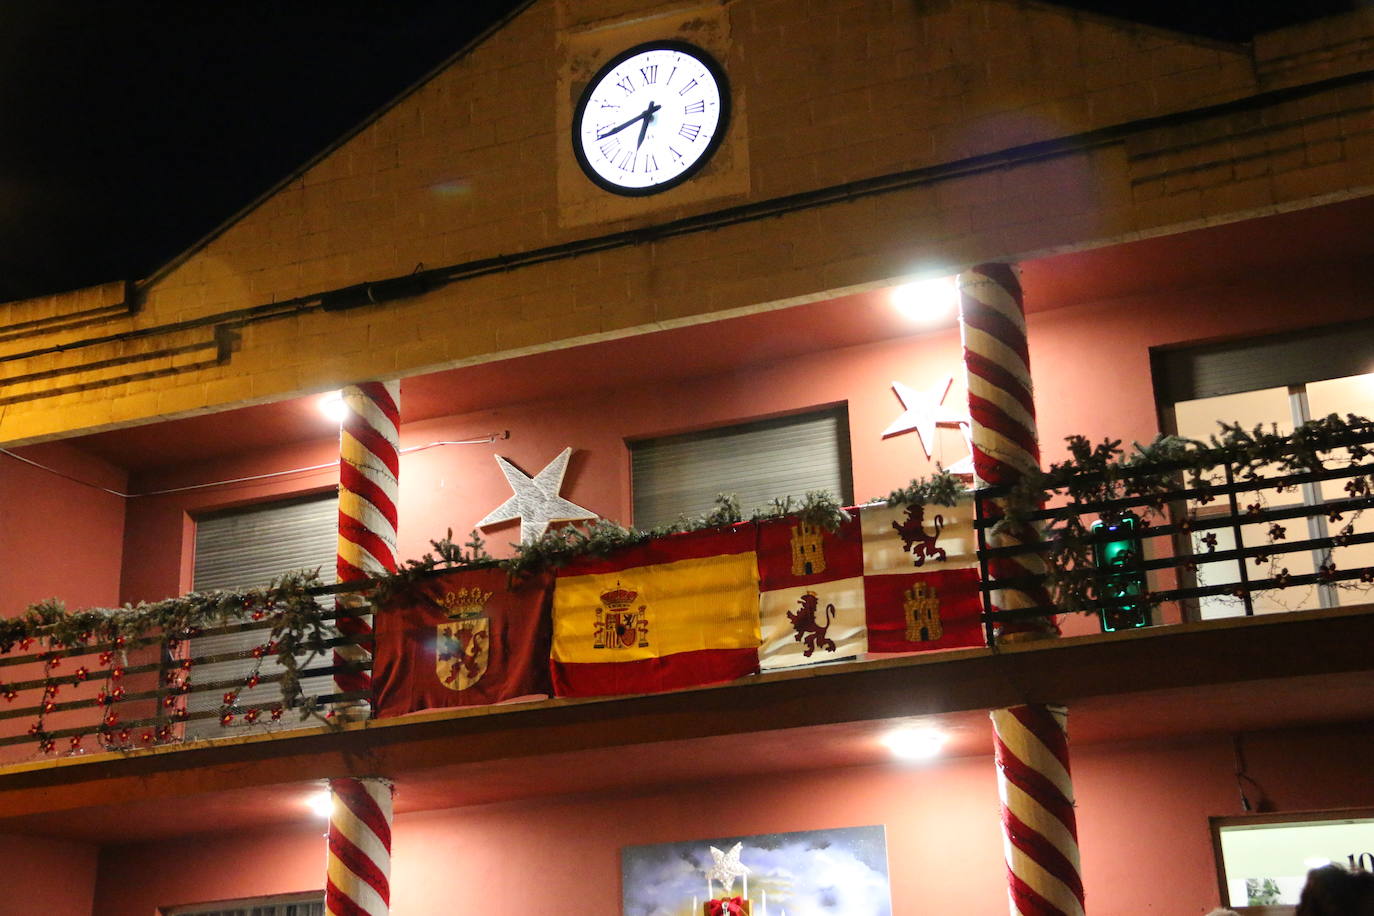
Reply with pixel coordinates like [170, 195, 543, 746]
[3, 421, 1372, 765]
[0, 591, 369, 760]
[974, 422, 1374, 639]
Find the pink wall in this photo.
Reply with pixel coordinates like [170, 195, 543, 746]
[0, 442, 127, 616]
[112, 254, 1374, 633]
[87, 722, 1374, 916]
[0, 832, 99, 916]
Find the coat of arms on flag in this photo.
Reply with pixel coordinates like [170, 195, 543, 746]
[372, 567, 552, 717]
[860, 498, 983, 654]
[757, 499, 983, 668]
[551, 525, 761, 698]
[756, 517, 865, 670]
[436, 586, 492, 691]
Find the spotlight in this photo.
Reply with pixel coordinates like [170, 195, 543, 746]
[890, 276, 959, 323]
[881, 726, 947, 761]
[318, 391, 348, 424]
[306, 790, 334, 818]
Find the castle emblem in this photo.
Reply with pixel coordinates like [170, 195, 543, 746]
[435, 587, 492, 691]
[892, 504, 947, 567]
[903, 581, 943, 642]
[594, 583, 649, 650]
[790, 522, 827, 576]
[787, 591, 837, 657]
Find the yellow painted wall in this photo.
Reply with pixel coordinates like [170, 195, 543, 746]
[1, 1, 1372, 445]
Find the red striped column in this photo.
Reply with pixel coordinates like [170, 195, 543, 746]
[960, 265, 1083, 915]
[327, 777, 393, 916]
[336, 381, 400, 704]
[957, 263, 1055, 640]
[992, 706, 1084, 916]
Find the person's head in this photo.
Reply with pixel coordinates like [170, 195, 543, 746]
[1295, 864, 1374, 916]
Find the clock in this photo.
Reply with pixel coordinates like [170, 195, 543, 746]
[572, 40, 730, 196]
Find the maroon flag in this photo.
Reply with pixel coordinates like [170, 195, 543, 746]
[372, 567, 552, 717]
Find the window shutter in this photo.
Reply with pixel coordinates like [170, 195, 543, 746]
[169, 896, 324, 916]
[187, 494, 339, 739]
[630, 407, 853, 529]
[1154, 319, 1374, 405]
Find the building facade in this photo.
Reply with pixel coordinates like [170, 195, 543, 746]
[1, 1, 1373, 913]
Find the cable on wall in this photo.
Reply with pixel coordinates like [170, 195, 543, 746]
[0, 433, 506, 500]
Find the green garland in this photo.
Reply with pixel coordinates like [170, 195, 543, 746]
[999, 413, 1374, 615]
[5, 414, 1366, 752]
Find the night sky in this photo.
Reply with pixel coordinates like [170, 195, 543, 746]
[0, 0, 1356, 304]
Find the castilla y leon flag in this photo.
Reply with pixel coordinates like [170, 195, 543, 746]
[551, 525, 761, 698]
[859, 497, 983, 654]
[372, 567, 552, 717]
[756, 515, 866, 670]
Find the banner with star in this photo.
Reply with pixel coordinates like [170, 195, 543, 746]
[372, 567, 553, 716]
[550, 525, 761, 697]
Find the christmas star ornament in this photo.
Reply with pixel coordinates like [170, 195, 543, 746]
[944, 421, 976, 476]
[475, 447, 597, 542]
[882, 377, 969, 458]
[706, 842, 751, 894]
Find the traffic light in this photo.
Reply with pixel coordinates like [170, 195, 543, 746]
[1091, 512, 1150, 632]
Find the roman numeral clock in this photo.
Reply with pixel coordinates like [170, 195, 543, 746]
[572, 41, 730, 196]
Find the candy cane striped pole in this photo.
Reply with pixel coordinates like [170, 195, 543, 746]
[335, 381, 400, 708]
[960, 266, 1083, 915]
[327, 777, 394, 916]
[992, 706, 1084, 916]
[957, 263, 1055, 641]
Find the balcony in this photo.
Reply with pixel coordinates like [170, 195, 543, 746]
[1, 416, 1371, 835]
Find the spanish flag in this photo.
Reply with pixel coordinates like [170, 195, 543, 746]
[551, 525, 761, 697]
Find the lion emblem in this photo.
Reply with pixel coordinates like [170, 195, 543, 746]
[787, 591, 837, 657]
[436, 619, 489, 691]
[892, 504, 946, 567]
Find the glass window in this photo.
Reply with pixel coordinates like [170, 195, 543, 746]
[1214, 813, 1374, 910]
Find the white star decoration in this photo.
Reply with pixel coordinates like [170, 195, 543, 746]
[882, 377, 970, 459]
[944, 421, 976, 476]
[706, 842, 751, 893]
[475, 447, 598, 543]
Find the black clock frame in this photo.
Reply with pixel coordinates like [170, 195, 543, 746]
[571, 39, 732, 197]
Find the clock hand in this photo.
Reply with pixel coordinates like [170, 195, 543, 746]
[596, 101, 661, 142]
[635, 101, 661, 150]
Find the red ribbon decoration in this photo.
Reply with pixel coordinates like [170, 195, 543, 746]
[706, 897, 747, 916]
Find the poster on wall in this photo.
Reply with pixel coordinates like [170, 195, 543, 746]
[621, 825, 891, 916]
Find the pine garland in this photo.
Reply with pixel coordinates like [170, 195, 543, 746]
[5, 414, 1367, 754]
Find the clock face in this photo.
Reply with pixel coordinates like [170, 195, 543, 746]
[573, 41, 730, 196]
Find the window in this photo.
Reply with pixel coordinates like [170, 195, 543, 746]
[1155, 321, 1374, 619]
[1212, 810, 1374, 912]
[185, 493, 339, 738]
[165, 891, 324, 916]
[629, 406, 854, 530]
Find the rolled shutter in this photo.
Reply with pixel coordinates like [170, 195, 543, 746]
[631, 406, 854, 529]
[1153, 319, 1374, 405]
[188, 493, 338, 739]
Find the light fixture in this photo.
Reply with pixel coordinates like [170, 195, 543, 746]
[318, 391, 348, 424]
[306, 789, 334, 818]
[881, 726, 948, 761]
[1304, 857, 1332, 869]
[890, 275, 959, 323]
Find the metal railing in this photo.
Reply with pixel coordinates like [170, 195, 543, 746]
[973, 426, 1374, 641]
[0, 587, 368, 760]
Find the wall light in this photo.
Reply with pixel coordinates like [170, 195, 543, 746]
[318, 391, 349, 424]
[890, 276, 959, 323]
[306, 789, 334, 818]
[881, 726, 948, 761]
